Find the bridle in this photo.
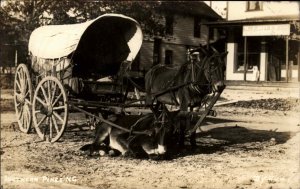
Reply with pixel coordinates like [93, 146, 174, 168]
[189, 50, 225, 93]
[203, 53, 225, 84]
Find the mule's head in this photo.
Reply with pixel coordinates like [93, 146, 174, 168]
[145, 111, 178, 160]
[202, 48, 228, 93]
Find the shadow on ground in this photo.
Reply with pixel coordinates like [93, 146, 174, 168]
[161, 116, 294, 159]
[60, 117, 294, 160]
[4, 116, 294, 161]
[167, 125, 293, 159]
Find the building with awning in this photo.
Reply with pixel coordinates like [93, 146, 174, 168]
[205, 1, 300, 82]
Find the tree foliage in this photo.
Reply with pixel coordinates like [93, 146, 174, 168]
[0, 0, 165, 44]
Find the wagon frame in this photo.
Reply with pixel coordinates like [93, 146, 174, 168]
[14, 13, 223, 143]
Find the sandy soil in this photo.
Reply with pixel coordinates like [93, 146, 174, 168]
[1, 87, 300, 189]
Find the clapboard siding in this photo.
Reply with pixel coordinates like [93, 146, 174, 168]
[160, 43, 188, 66]
[162, 15, 209, 46]
[139, 14, 216, 71]
[139, 41, 154, 71]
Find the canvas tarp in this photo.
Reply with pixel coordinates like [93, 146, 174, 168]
[28, 13, 143, 76]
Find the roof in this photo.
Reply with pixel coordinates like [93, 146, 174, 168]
[204, 15, 300, 26]
[158, 1, 222, 20]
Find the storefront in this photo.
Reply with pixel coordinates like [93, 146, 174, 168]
[206, 19, 300, 82]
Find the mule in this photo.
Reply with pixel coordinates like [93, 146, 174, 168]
[145, 45, 228, 148]
[80, 112, 176, 159]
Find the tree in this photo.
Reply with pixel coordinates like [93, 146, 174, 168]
[0, 0, 165, 45]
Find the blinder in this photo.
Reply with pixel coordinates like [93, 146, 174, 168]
[191, 50, 227, 93]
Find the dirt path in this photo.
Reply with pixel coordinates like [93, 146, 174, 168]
[1, 88, 300, 189]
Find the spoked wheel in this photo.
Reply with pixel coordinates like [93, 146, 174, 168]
[32, 76, 68, 142]
[14, 64, 33, 133]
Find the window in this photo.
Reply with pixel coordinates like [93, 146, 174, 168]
[165, 50, 173, 65]
[194, 16, 201, 38]
[153, 38, 161, 65]
[236, 37, 260, 72]
[165, 15, 173, 35]
[209, 28, 214, 40]
[247, 1, 263, 11]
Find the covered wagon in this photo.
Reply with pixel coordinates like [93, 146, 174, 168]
[14, 14, 143, 142]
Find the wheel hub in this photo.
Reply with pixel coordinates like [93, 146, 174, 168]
[20, 96, 25, 104]
[45, 104, 53, 116]
[17, 94, 26, 105]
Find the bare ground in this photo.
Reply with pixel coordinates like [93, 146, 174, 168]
[1, 87, 300, 189]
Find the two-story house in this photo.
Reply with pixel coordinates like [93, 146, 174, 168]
[130, 1, 222, 77]
[206, 1, 300, 82]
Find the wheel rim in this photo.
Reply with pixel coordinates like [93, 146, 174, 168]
[32, 76, 68, 142]
[14, 64, 32, 133]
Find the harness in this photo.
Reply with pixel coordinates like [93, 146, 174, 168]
[152, 52, 221, 101]
[189, 52, 225, 94]
[189, 55, 209, 94]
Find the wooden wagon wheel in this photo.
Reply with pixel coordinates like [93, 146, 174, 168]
[14, 64, 33, 133]
[32, 76, 68, 142]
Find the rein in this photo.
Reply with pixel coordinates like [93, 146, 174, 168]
[149, 50, 225, 103]
[151, 54, 210, 98]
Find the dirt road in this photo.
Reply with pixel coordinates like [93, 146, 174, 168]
[1, 87, 300, 189]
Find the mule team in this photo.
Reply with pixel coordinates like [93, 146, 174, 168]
[81, 45, 227, 159]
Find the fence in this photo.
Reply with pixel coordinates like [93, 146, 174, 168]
[0, 43, 27, 89]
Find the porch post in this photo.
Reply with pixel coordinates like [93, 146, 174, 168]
[285, 36, 289, 82]
[243, 36, 247, 81]
[15, 49, 18, 67]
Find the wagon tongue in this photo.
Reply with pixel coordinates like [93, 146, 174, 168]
[188, 92, 222, 134]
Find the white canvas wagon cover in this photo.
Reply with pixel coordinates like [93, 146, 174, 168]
[29, 13, 143, 76]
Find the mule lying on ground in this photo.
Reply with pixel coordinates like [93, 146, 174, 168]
[80, 113, 177, 159]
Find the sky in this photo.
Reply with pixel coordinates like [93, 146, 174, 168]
[204, 1, 227, 18]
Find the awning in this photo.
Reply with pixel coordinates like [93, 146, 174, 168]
[203, 16, 299, 27]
